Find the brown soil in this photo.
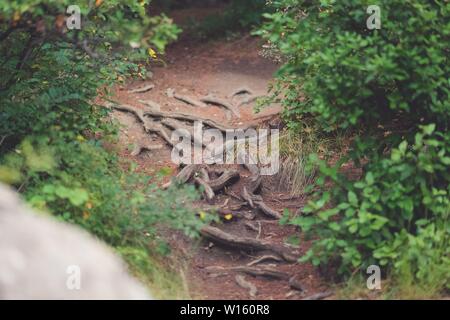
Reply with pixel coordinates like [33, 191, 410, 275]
[110, 16, 330, 300]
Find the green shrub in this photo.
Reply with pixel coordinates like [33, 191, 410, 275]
[0, 0, 206, 290]
[261, 0, 450, 292]
[260, 0, 449, 132]
[187, 0, 269, 39]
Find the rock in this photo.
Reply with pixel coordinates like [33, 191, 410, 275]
[0, 184, 151, 300]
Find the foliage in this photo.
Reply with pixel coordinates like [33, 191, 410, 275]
[261, 0, 450, 292]
[117, 246, 191, 299]
[186, 0, 269, 39]
[0, 0, 206, 290]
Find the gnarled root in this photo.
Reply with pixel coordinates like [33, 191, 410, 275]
[235, 275, 257, 298]
[139, 99, 247, 132]
[128, 84, 155, 94]
[162, 164, 199, 189]
[200, 95, 240, 118]
[130, 142, 163, 156]
[200, 226, 298, 262]
[208, 169, 240, 192]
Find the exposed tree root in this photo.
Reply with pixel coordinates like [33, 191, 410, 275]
[254, 200, 282, 219]
[242, 186, 257, 208]
[302, 291, 333, 300]
[208, 169, 240, 192]
[195, 177, 215, 201]
[200, 226, 298, 262]
[109, 103, 148, 126]
[178, 95, 207, 109]
[160, 118, 194, 135]
[162, 164, 199, 189]
[207, 265, 304, 293]
[238, 152, 281, 219]
[130, 142, 162, 156]
[177, 94, 208, 108]
[144, 118, 175, 147]
[235, 275, 257, 298]
[234, 266, 289, 280]
[242, 185, 282, 220]
[109, 102, 169, 148]
[244, 221, 259, 233]
[195, 168, 209, 183]
[201, 206, 254, 221]
[138, 99, 162, 112]
[247, 254, 282, 267]
[237, 95, 265, 108]
[206, 265, 290, 280]
[229, 87, 253, 98]
[288, 276, 305, 292]
[139, 99, 247, 132]
[200, 95, 240, 118]
[239, 152, 262, 194]
[160, 118, 208, 150]
[128, 84, 155, 94]
[167, 88, 208, 108]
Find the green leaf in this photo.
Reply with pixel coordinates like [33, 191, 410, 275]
[348, 191, 358, 206]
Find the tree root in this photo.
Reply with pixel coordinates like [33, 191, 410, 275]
[195, 177, 215, 201]
[200, 206, 254, 221]
[254, 200, 282, 219]
[144, 118, 175, 147]
[238, 152, 261, 194]
[109, 103, 148, 126]
[288, 276, 305, 292]
[247, 254, 282, 267]
[139, 99, 247, 132]
[235, 275, 257, 298]
[237, 95, 265, 108]
[162, 164, 199, 189]
[208, 169, 240, 192]
[234, 266, 289, 280]
[160, 118, 208, 149]
[206, 265, 290, 280]
[229, 87, 253, 98]
[200, 226, 298, 262]
[200, 95, 240, 118]
[130, 142, 162, 156]
[128, 84, 155, 94]
[207, 265, 304, 293]
[176, 94, 208, 108]
[238, 152, 281, 219]
[302, 291, 333, 300]
[109, 102, 168, 141]
[167, 88, 208, 108]
[138, 99, 162, 112]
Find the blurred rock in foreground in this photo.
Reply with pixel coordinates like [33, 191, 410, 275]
[0, 184, 151, 300]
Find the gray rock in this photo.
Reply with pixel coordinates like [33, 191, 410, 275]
[0, 184, 152, 300]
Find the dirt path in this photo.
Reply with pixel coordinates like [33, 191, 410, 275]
[110, 29, 329, 300]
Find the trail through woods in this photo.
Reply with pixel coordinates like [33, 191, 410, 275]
[109, 24, 330, 299]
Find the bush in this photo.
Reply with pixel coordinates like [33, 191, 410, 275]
[0, 0, 207, 288]
[187, 0, 269, 39]
[260, 0, 450, 291]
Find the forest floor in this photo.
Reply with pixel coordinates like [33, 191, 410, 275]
[109, 8, 331, 300]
